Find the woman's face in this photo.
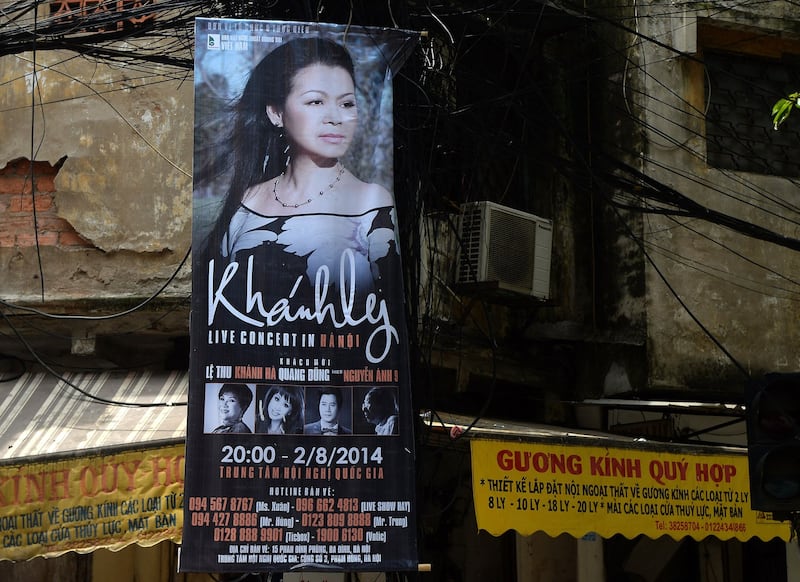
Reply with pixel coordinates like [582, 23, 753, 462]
[268, 392, 292, 421]
[272, 64, 357, 162]
[218, 392, 244, 425]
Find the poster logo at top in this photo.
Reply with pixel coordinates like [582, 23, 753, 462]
[182, 18, 419, 573]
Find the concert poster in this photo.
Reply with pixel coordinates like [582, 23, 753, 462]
[182, 18, 419, 572]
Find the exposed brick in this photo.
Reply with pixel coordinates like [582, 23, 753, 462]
[58, 229, 92, 247]
[31, 215, 70, 231]
[6, 193, 54, 213]
[2, 215, 38, 234]
[0, 157, 64, 193]
[27, 231, 59, 246]
[0, 214, 33, 246]
[26, 173, 55, 193]
[0, 155, 84, 249]
[0, 175, 33, 195]
[1, 231, 57, 247]
[0, 157, 63, 177]
[0, 158, 33, 176]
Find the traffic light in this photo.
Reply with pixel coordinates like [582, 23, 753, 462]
[745, 373, 800, 512]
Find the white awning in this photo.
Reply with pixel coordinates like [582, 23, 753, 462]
[0, 369, 188, 462]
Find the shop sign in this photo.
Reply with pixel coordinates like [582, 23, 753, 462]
[0, 444, 184, 561]
[471, 439, 790, 541]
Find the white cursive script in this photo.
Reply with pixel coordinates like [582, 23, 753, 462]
[207, 249, 398, 363]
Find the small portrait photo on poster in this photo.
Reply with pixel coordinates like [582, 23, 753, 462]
[303, 387, 353, 435]
[354, 386, 399, 435]
[255, 384, 305, 435]
[204, 383, 256, 434]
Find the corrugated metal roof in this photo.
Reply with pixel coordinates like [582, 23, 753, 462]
[0, 369, 188, 462]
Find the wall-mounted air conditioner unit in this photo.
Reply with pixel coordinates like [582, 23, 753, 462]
[456, 201, 552, 299]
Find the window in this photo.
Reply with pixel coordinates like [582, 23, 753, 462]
[701, 23, 800, 177]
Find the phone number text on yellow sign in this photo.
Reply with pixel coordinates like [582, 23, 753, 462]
[470, 439, 789, 541]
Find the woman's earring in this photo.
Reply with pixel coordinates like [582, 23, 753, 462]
[277, 127, 290, 167]
[283, 142, 291, 168]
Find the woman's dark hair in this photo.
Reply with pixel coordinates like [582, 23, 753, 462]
[218, 383, 253, 412]
[258, 385, 305, 434]
[206, 37, 356, 252]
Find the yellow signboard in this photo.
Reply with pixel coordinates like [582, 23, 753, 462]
[0, 444, 184, 561]
[471, 439, 790, 541]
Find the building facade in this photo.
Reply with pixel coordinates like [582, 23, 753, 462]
[1, 1, 800, 581]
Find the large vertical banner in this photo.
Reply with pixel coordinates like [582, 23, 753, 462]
[183, 19, 419, 572]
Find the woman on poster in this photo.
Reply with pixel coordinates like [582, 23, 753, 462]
[201, 36, 399, 301]
[256, 384, 305, 434]
[210, 383, 254, 434]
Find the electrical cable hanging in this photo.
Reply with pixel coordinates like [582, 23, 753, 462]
[28, 0, 46, 299]
[0, 309, 187, 407]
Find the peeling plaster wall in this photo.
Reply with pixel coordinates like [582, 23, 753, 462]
[0, 50, 193, 305]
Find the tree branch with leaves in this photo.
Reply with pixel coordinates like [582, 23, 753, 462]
[772, 92, 800, 129]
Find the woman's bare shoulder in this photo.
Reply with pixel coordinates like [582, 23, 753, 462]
[348, 178, 394, 209]
[241, 180, 274, 214]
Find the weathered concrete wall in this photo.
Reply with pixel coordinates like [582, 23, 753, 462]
[631, 2, 800, 390]
[0, 49, 193, 306]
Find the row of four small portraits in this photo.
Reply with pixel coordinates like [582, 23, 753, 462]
[204, 383, 399, 436]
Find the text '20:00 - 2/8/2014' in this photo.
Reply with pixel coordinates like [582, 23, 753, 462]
[220, 445, 384, 466]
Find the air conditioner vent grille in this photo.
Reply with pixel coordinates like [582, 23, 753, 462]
[485, 210, 537, 287]
[456, 201, 552, 299]
[457, 204, 484, 284]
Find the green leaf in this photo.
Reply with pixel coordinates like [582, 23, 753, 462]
[772, 92, 800, 130]
[772, 98, 791, 117]
[772, 98, 796, 130]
